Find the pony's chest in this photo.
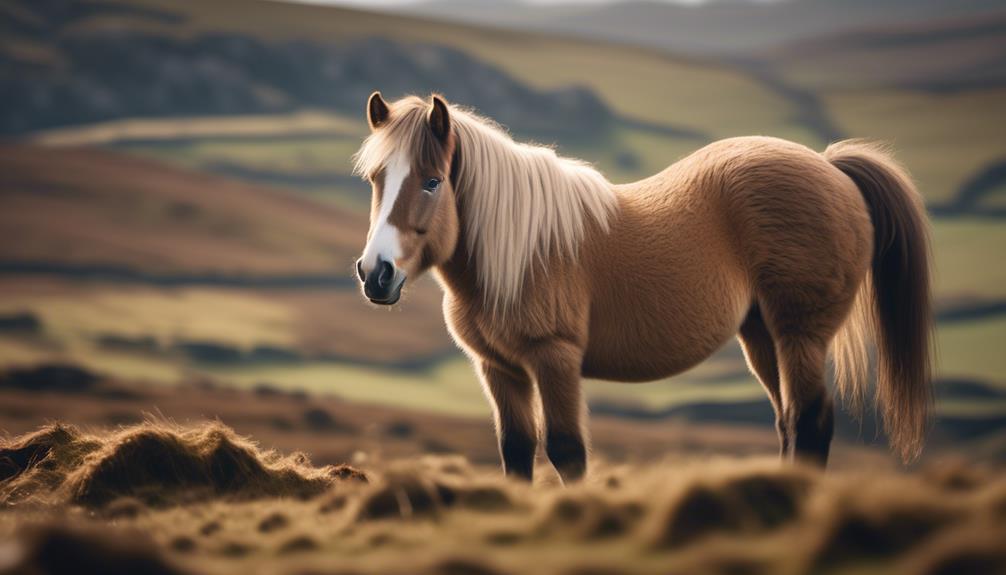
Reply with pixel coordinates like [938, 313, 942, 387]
[441, 291, 585, 366]
[439, 294, 521, 364]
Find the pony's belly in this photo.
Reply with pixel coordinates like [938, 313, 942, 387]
[579, 301, 744, 381]
[581, 275, 750, 382]
[582, 345, 711, 382]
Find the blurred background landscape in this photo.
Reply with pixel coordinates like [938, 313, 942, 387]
[3, 2, 1006, 574]
[1, 0, 1004, 466]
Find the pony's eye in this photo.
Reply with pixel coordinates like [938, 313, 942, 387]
[423, 178, 441, 193]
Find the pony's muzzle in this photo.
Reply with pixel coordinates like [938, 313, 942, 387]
[361, 257, 405, 305]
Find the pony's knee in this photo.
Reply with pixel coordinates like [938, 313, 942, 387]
[546, 430, 586, 483]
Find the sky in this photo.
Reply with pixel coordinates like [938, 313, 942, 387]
[279, 0, 757, 7]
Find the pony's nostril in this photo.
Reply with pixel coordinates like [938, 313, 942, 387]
[356, 259, 365, 282]
[377, 260, 394, 288]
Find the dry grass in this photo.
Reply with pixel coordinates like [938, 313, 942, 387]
[0, 421, 364, 508]
[0, 419, 1003, 575]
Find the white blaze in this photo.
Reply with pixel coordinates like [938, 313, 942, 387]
[361, 152, 409, 273]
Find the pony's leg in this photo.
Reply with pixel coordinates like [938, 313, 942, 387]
[526, 340, 588, 484]
[738, 307, 788, 456]
[479, 361, 538, 481]
[775, 338, 834, 466]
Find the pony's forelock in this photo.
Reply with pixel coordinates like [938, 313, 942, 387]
[352, 96, 447, 181]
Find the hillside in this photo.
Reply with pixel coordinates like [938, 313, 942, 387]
[0, 0, 810, 145]
[0, 0, 609, 138]
[0, 144, 363, 274]
[763, 13, 1006, 90]
[405, 0, 1006, 55]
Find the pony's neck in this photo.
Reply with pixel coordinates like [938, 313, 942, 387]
[433, 206, 481, 304]
[441, 113, 618, 311]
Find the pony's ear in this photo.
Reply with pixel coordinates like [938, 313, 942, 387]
[428, 95, 451, 143]
[367, 91, 390, 130]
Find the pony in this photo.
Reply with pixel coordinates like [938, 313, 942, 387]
[352, 92, 933, 483]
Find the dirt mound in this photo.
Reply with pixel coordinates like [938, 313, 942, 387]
[539, 493, 645, 540]
[355, 469, 448, 521]
[0, 364, 100, 394]
[810, 480, 963, 569]
[651, 464, 812, 548]
[0, 311, 42, 333]
[0, 363, 142, 400]
[0, 421, 365, 507]
[901, 525, 1006, 575]
[350, 463, 518, 523]
[0, 522, 187, 575]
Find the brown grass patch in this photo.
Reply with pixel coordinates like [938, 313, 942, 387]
[258, 512, 290, 533]
[354, 468, 447, 521]
[650, 464, 813, 548]
[277, 534, 319, 554]
[808, 478, 964, 569]
[539, 493, 645, 540]
[1, 422, 1004, 574]
[0, 421, 364, 508]
[0, 522, 185, 575]
[899, 523, 1006, 575]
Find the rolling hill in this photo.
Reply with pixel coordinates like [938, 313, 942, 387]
[404, 0, 1006, 55]
[0, 144, 363, 274]
[764, 12, 1006, 91]
[0, 1, 610, 138]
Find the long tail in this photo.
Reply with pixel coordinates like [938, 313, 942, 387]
[826, 140, 934, 462]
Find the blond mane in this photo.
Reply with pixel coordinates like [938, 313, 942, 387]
[353, 96, 618, 309]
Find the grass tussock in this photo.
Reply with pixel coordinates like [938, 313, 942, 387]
[649, 463, 813, 548]
[1, 423, 1004, 575]
[0, 421, 365, 508]
[899, 524, 1006, 575]
[538, 493, 645, 540]
[0, 522, 184, 575]
[347, 459, 519, 523]
[808, 478, 964, 568]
